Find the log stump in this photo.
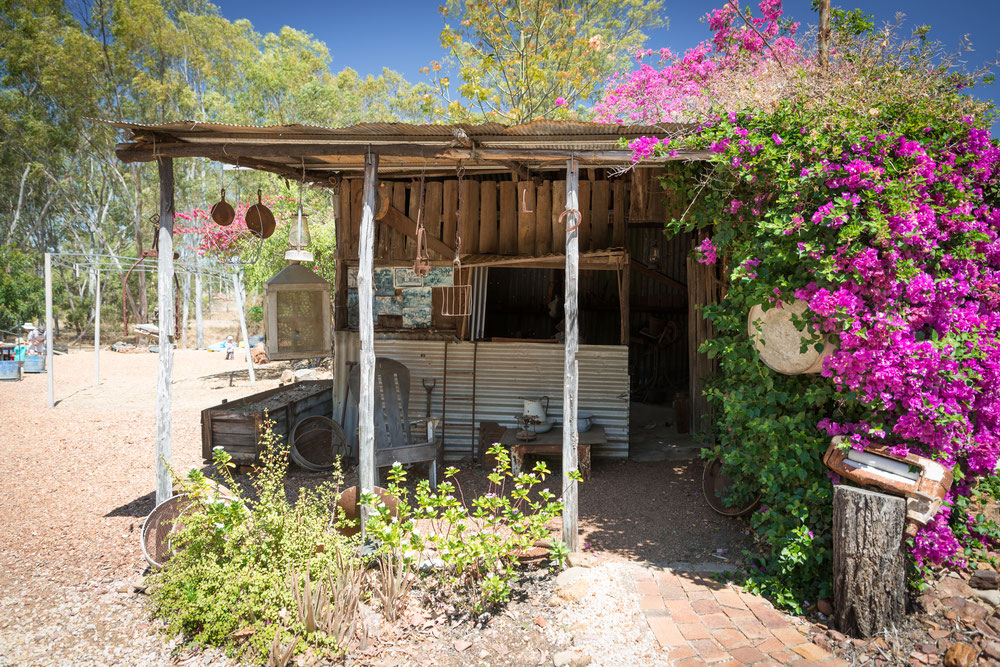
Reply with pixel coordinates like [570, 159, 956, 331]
[833, 485, 906, 637]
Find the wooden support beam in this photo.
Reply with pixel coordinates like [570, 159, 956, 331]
[194, 254, 203, 349]
[562, 157, 580, 554]
[45, 252, 53, 408]
[115, 141, 449, 164]
[233, 271, 255, 386]
[380, 205, 457, 258]
[358, 153, 379, 535]
[94, 272, 101, 386]
[629, 259, 686, 291]
[116, 141, 712, 170]
[620, 259, 630, 345]
[155, 156, 175, 507]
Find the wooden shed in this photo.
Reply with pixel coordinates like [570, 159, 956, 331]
[104, 118, 717, 544]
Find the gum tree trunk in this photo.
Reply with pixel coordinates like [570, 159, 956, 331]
[833, 485, 906, 637]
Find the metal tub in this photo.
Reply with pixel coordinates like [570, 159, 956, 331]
[22, 356, 45, 373]
[0, 361, 21, 381]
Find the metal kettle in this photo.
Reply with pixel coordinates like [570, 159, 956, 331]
[520, 396, 549, 421]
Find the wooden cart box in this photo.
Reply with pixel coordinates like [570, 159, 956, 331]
[201, 380, 333, 465]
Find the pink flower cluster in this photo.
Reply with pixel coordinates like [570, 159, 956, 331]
[787, 122, 1000, 566]
[696, 236, 718, 265]
[595, 0, 801, 128]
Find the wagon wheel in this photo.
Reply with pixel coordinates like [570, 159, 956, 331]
[141, 494, 193, 568]
[141, 488, 236, 568]
[290, 416, 348, 472]
[702, 459, 760, 517]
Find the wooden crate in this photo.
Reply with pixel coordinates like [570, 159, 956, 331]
[201, 380, 334, 465]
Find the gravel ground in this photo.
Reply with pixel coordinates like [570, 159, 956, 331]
[0, 349, 278, 666]
[541, 562, 661, 666]
[0, 347, 751, 666]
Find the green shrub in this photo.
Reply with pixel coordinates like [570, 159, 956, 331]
[149, 417, 358, 663]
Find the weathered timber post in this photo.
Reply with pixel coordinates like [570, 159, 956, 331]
[232, 271, 255, 386]
[94, 271, 101, 386]
[181, 270, 190, 350]
[45, 252, 53, 408]
[195, 254, 204, 349]
[833, 485, 906, 637]
[562, 157, 580, 553]
[358, 153, 379, 535]
[155, 157, 175, 506]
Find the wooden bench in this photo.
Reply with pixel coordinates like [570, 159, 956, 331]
[499, 425, 605, 480]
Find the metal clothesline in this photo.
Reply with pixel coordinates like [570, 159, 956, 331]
[47, 252, 234, 279]
[42, 249, 257, 409]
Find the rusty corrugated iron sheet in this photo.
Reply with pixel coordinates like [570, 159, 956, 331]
[332, 334, 630, 460]
[90, 117, 692, 144]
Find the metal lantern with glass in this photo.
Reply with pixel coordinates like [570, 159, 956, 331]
[262, 174, 331, 360]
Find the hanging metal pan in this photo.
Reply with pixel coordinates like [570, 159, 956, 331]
[245, 189, 276, 239]
[210, 188, 235, 226]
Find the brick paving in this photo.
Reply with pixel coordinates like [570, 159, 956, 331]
[627, 565, 847, 665]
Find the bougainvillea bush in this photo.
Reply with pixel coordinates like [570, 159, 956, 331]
[601, 1, 1000, 608]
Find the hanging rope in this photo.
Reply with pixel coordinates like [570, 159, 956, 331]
[454, 165, 465, 267]
[412, 174, 430, 277]
[441, 165, 471, 317]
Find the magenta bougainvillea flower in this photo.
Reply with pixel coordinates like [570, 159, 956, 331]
[597, 0, 1000, 588]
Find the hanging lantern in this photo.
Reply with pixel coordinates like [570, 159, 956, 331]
[285, 202, 313, 262]
[648, 237, 661, 264]
[263, 263, 331, 360]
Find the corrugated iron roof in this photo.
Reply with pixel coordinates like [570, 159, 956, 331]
[92, 117, 691, 141]
[90, 117, 704, 179]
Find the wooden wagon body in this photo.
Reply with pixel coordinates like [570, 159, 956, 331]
[201, 380, 333, 464]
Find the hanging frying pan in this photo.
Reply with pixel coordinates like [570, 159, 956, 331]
[210, 188, 235, 226]
[245, 188, 276, 239]
[375, 182, 391, 220]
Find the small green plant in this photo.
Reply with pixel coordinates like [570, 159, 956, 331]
[247, 305, 263, 323]
[363, 443, 579, 613]
[289, 552, 363, 645]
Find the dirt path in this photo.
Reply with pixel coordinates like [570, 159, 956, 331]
[0, 349, 281, 666]
[0, 349, 757, 666]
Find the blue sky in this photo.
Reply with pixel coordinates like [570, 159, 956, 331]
[214, 0, 999, 112]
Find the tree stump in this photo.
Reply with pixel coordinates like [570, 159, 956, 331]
[833, 485, 906, 637]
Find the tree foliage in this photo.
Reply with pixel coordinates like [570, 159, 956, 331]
[427, 0, 664, 123]
[0, 0, 429, 331]
[0, 248, 44, 332]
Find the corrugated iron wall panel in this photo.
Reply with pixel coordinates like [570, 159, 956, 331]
[334, 336, 629, 460]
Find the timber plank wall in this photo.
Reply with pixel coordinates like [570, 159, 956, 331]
[336, 168, 675, 262]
